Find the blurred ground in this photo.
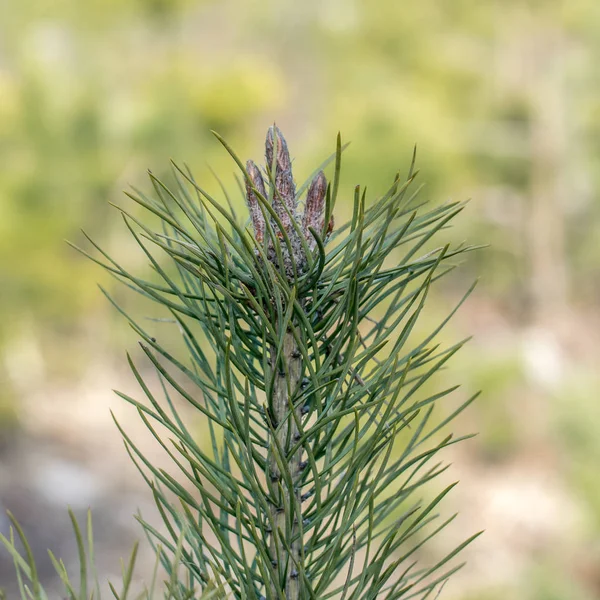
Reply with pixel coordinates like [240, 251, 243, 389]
[1, 1, 600, 598]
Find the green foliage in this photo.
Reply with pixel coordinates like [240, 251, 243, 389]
[62, 127, 479, 598]
[0, 509, 220, 600]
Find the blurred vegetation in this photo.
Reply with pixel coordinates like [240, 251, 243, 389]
[1, 0, 599, 598]
[2, 0, 599, 337]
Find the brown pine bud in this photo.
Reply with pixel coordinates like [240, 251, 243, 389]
[245, 160, 266, 244]
[266, 125, 296, 232]
[303, 170, 327, 249]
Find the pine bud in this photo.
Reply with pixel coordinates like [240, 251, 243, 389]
[265, 125, 296, 232]
[245, 160, 266, 244]
[303, 170, 327, 250]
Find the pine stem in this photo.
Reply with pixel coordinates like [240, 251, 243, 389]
[268, 329, 303, 599]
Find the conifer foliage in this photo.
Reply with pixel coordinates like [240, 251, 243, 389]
[2, 126, 480, 599]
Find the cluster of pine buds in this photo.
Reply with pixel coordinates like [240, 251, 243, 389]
[245, 126, 333, 278]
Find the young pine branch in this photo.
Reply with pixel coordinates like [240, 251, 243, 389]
[13, 125, 480, 599]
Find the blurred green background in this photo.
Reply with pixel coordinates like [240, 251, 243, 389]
[1, 0, 600, 598]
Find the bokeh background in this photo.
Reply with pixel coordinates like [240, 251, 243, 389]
[1, 0, 600, 598]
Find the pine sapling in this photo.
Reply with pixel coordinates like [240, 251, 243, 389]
[2, 125, 481, 599]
